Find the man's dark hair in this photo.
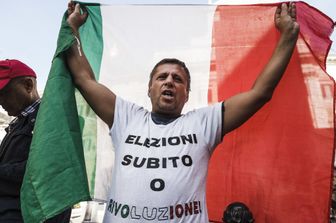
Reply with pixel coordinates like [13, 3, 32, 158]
[149, 58, 191, 92]
[223, 202, 254, 223]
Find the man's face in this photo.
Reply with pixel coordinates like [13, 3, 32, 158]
[0, 78, 31, 116]
[148, 63, 189, 117]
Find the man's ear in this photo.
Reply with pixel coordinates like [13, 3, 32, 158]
[148, 88, 151, 97]
[185, 90, 189, 102]
[23, 78, 34, 93]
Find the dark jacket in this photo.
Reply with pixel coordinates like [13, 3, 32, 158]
[0, 107, 38, 222]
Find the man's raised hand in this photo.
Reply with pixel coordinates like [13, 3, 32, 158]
[67, 1, 88, 33]
[274, 2, 300, 40]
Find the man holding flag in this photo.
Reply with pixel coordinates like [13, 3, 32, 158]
[66, 1, 299, 222]
[0, 59, 72, 223]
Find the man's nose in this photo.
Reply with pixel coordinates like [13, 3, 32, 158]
[164, 75, 174, 86]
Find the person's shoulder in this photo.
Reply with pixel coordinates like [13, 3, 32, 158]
[115, 96, 150, 118]
[185, 102, 223, 115]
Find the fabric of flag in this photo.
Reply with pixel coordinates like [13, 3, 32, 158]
[206, 3, 335, 222]
[20, 2, 334, 223]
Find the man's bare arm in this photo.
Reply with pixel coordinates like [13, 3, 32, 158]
[66, 2, 116, 128]
[222, 3, 300, 135]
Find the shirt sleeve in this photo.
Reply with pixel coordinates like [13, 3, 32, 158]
[0, 135, 31, 196]
[110, 96, 148, 151]
[190, 102, 223, 153]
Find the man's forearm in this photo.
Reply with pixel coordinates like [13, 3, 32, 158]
[65, 36, 96, 88]
[252, 31, 298, 101]
[251, 3, 299, 100]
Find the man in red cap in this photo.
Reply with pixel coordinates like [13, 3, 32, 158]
[0, 59, 71, 222]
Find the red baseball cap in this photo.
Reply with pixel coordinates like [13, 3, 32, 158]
[0, 59, 36, 90]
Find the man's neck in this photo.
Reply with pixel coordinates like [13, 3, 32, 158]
[151, 112, 180, 125]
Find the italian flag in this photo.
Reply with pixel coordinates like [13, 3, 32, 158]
[21, 1, 334, 222]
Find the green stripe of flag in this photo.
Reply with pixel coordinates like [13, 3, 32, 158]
[76, 3, 104, 198]
[21, 4, 103, 222]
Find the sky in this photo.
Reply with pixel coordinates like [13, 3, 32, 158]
[0, 0, 335, 91]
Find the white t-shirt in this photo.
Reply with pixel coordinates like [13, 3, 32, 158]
[103, 97, 223, 223]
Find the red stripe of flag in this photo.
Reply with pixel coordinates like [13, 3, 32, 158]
[207, 3, 335, 222]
